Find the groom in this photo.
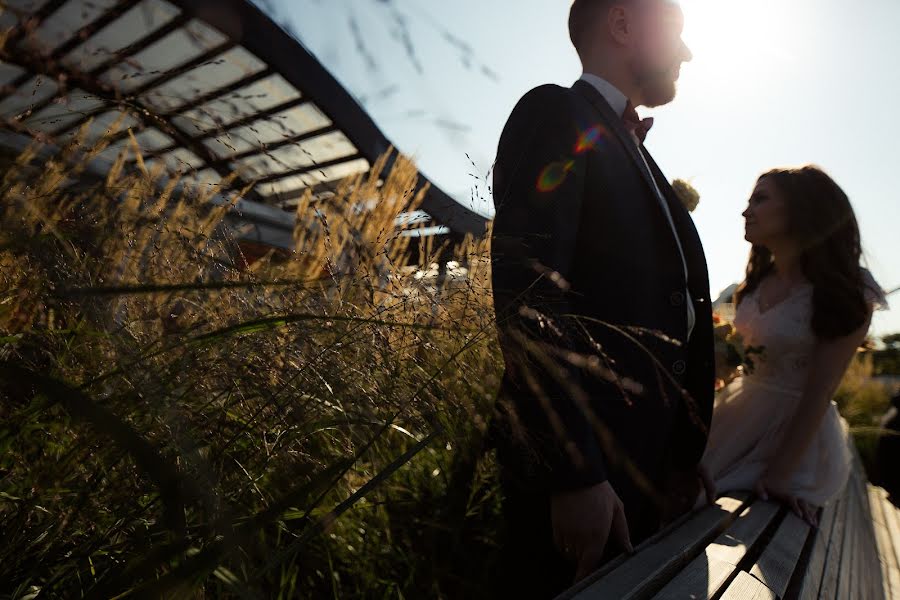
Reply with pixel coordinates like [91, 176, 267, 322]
[489, 0, 715, 596]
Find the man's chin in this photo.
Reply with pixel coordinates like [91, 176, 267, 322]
[642, 82, 678, 108]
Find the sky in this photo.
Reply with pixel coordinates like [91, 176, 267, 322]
[258, 0, 899, 338]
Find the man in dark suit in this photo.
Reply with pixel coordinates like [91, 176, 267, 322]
[488, 0, 716, 596]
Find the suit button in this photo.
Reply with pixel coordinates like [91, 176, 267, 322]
[670, 291, 685, 307]
[673, 360, 687, 375]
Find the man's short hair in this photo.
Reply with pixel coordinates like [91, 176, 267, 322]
[568, 0, 613, 54]
[569, 0, 640, 55]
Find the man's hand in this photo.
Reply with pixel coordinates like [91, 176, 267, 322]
[551, 481, 633, 584]
[661, 463, 717, 524]
[698, 464, 717, 507]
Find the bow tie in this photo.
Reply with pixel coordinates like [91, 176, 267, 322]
[622, 101, 654, 143]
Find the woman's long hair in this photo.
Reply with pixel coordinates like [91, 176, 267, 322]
[734, 166, 869, 340]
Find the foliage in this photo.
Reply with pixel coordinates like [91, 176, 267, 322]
[834, 353, 893, 476]
[871, 333, 900, 376]
[0, 124, 504, 598]
[0, 109, 891, 600]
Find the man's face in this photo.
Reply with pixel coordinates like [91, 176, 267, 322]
[630, 1, 692, 107]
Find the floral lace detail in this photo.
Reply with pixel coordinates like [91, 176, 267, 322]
[734, 282, 814, 394]
[733, 268, 886, 395]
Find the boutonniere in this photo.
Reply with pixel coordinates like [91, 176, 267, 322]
[672, 178, 700, 213]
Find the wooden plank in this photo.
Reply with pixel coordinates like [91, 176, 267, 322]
[836, 479, 859, 599]
[866, 499, 883, 600]
[851, 487, 864, 600]
[720, 571, 776, 600]
[855, 494, 885, 600]
[797, 496, 840, 600]
[846, 444, 882, 600]
[874, 488, 900, 598]
[652, 500, 780, 600]
[569, 495, 748, 599]
[748, 511, 811, 598]
[556, 494, 721, 600]
[859, 486, 885, 600]
[850, 482, 867, 600]
[819, 484, 850, 599]
[875, 487, 900, 599]
[838, 468, 868, 600]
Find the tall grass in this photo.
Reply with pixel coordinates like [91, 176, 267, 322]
[834, 352, 893, 475]
[0, 123, 505, 598]
[1, 108, 893, 600]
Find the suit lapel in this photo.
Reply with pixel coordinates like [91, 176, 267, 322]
[571, 80, 661, 201]
[572, 80, 711, 300]
[642, 149, 711, 296]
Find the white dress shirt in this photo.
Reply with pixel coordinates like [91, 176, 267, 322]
[578, 73, 696, 341]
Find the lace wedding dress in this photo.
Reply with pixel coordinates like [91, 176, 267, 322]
[696, 269, 888, 508]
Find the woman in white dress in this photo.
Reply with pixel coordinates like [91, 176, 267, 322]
[696, 165, 888, 526]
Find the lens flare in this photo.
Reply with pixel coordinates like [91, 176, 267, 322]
[574, 124, 606, 154]
[537, 160, 575, 192]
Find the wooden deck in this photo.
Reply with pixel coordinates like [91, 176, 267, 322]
[558, 451, 900, 599]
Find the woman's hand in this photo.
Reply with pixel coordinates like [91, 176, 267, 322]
[754, 475, 819, 527]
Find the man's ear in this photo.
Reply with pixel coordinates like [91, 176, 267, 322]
[608, 6, 631, 46]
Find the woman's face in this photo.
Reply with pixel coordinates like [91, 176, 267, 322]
[743, 177, 791, 248]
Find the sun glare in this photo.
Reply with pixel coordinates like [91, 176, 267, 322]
[679, 0, 796, 87]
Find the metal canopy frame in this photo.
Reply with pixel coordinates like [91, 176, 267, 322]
[0, 0, 489, 237]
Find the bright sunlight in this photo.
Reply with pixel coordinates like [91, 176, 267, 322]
[679, 0, 799, 91]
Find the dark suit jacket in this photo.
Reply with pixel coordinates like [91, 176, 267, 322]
[489, 80, 715, 516]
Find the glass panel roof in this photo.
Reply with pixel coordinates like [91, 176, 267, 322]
[100, 19, 227, 92]
[23, 89, 106, 132]
[0, 75, 59, 118]
[0, 0, 485, 234]
[58, 109, 141, 145]
[171, 73, 302, 135]
[22, 0, 120, 53]
[0, 61, 26, 86]
[63, 0, 181, 72]
[0, 1, 51, 30]
[257, 158, 370, 196]
[202, 103, 331, 158]
[143, 46, 266, 112]
[234, 130, 356, 178]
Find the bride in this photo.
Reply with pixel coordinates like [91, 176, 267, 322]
[696, 165, 888, 525]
